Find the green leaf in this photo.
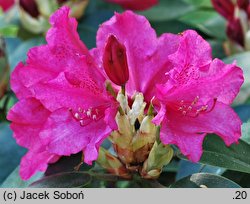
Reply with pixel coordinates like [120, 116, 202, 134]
[241, 121, 250, 144]
[183, 0, 212, 8]
[234, 105, 250, 122]
[6, 37, 45, 71]
[179, 10, 226, 39]
[0, 25, 18, 37]
[176, 160, 225, 180]
[151, 20, 193, 35]
[29, 172, 92, 188]
[139, 0, 195, 22]
[197, 135, 250, 174]
[170, 173, 241, 188]
[77, 10, 113, 49]
[224, 52, 250, 104]
[208, 39, 226, 59]
[0, 123, 26, 184]
[1, 166, 43, 188]
[223, 170, 250, 188]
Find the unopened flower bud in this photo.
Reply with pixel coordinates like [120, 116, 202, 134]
[103, 35, 129, 86]
[97, 147, 131, 179]
[18, 0, 89, 34]
[247, 4, 250, 18]
[227, 18, 245, 46]
[132, 115, 156, 163]
[237, 0, 249, 10]
[141, 142, 174, 179]
[211, 0, 235, 20]
[110, 113, 134, 164]
[19, 0, 39, 18]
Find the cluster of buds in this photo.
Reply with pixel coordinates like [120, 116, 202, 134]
[0, 37, 9, 99]
[96, 35, 174, 179]
[212, 0, 250, 53]
[18, 0, 89, 34]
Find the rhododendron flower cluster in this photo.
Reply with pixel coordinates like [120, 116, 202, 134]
[212, 0, 250, 52]
[8, 6, 243, 180]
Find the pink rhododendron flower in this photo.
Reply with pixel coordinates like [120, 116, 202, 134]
[8, 6, 243, 180]
[105, 0, 158, 10]
[0, 0, 15, 11]
[153, 31, 243, 162]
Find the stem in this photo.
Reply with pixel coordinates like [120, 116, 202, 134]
[106, 81, 117, 98]
[121, 84, 125, 95]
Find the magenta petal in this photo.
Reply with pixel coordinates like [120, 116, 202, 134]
[95, 11, 180, 101]
[168, 30, 212, 74]
[160, 102, 242, 161]
[7, 98, 50, 148]
[158, 59, 244, 106]
[160, 119, 206, 162]
[20, 150, 56, 180]
[10, 63, 35, 99]
[46, 6, 88, 55]
[40, 108, 113, 164]
[7, 98, 60, 180]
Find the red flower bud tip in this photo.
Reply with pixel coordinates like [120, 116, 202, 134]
[103, 35, 129, 86]
[57, 0, 69, 5]
[247, 4, 250, 19]
[227, 18, 245, 46]
[237, 0, 249, 10]
[19, 0, 39, 18]
[211, 0, 235, 20]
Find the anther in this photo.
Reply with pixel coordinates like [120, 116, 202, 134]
[74, 113, 81, 119]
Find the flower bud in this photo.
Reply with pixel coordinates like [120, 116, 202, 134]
[237, 0, 249, 10]
[247, 4, 250, 18]
[211, 0, 235, 20]
[97, 147, 131, 179]
[226, 18, 245, 46]
[141, 142, 174, 179]
[19, 0, 39, 18]
[132, 115, 157, 163]
[18, 0, 89, 34]
[103, 35, 129, 86]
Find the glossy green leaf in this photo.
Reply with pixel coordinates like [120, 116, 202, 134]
[0, 123, 26, 184]
[199, 135, 250, 173]
[29, 172, 92, 188]
[1, 166, 43, 188]
[223, 171, 250, 188]
[241, 121, 250, 145]
[176, 160, 225, 180]
[179, 10, 226, 39]
[151, 20, 192, 35]
[224, 52, 250, 104]
[183, 0, 212, 8]
[139, 0, 195, 22]
[170, 173, 241, 188]
[234, 105, 250, 122]
[6, 37, 45, 71]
